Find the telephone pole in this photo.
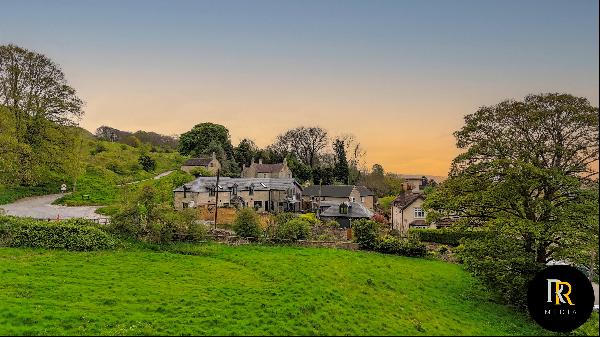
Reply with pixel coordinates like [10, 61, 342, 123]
[213, 169, 220, 230]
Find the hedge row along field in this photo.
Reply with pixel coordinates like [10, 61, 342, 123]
[409, 228, 488, 246]
[0, 216, 115, 251]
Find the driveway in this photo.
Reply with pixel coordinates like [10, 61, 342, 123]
[0, 194, 103, 220]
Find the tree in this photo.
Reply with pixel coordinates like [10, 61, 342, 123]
[179, 123, 234, 158]
[312, 166, 334, 185]
[270, 126, 328, 168]
[0, 44, 84, 135]
[0, 44, 84, 186]
[333, 139, 349, 184]
[285, 154, 312, 184]
[233, 138, 258, 167]
[425, 93, 599, 265]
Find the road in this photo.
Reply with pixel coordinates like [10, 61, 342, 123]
[0, 170, 175, 220]
[0, 193, 103, 220]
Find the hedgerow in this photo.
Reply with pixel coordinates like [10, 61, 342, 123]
[0, 216, 115, 251]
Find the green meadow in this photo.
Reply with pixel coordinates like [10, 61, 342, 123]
[3, 244, 595, 336]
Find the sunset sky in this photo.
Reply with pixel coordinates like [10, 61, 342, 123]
[1, 0, 598, 176]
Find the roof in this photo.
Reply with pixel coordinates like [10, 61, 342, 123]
[319, 202, 374, 218]
[174, 177, 302, 193]
[183, 157, 213, 166]
[254, 163, 284, 173]
[393, 192, 424, 210]
[409, 220, 427, 227]
[302, 185, 356, 198]
[357, 186, 374, 196]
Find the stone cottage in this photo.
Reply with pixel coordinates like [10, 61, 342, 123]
[241, 158, 293, 179]
[180, 152, 221, 175]
[173, 176, 302, 212]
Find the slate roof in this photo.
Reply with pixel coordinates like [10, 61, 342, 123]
[319, 202, 374, 218]
[357, 186, 374, 196]
[393, 192, 424, 210]
[183, 157, 212, 166]
[255, 163, 284, 173]
[303, 185, 374, 198]
[173, 176, 302, 193]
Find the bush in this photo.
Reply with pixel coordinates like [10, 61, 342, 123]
[0, 216, 115, 251]
[109, 186, 204, 244]
[190, 166, 213, 177]
[375, 235, 426, 257]
[138, 154, 156, 172]
[371, 213, 387, 225]
[351, 219, 379, 249]
[409, 228, 486, 246]
[232, 207, 261, 239]
[274, 218, 310, 242]
[457, 233, 544, 308]
[297, 213, 319, 225]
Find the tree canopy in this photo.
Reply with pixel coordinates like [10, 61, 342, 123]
[425, 93, 599, 264]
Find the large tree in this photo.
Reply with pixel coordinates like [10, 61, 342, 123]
[0, 44, 83, 135]
[333, 139, 349, 184]
[270, 126, 328, 168]
[0, 44, 84, 185]
[178, 122, 234, 158]
[425, 93, 599, 264]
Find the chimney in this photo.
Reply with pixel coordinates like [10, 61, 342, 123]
[283, 157, 287, 165]
[258, 158, 263, 164]
[212, 152, 216, 160]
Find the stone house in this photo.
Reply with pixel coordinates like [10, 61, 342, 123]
[180, 152, 221, 175]
[302, 185, 375, 211]
[173, 176, 302, 212]
[241, 158, 293, 179]
[391, 191, 432, 233]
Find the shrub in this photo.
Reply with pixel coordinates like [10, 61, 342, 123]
[109, 186, 204, 244]
[457, 233, 544, 308]
[273, 212, 296, 226]
[0, 216, 115, 251]
[371, 213, 387, 225]
[90, 142, 107, 155]
[297, 213, 319, 225]
[409, 228, 486, 246]
[232, 207, 261, 239]
[190, 167, 213, 177]
[138, 154, 156, 172]
[351, 219, 379, 249]
[375, 235, 426, 257]
[274, 218, 310, 242]
[323, 220, 340, 228]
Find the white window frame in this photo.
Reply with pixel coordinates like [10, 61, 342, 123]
[414, 207, 425, 218]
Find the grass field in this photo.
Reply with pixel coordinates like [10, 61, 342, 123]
[2, 243, 592, 336]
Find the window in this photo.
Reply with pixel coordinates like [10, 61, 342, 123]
[254, 201, 262, 209]
[414, 207, 425, 218]
[209, 188, 215, 196]
[339, 203, 348, 214]
[350, 197, 356, 202]
[249, 186, 254, 195]
[361, 197, 365, 203]
[182, 202, 189, 209]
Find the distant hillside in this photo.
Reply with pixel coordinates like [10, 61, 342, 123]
[94, 125, 179, 150]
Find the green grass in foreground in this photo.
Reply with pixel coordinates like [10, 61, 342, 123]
[2, 244, 592, 336]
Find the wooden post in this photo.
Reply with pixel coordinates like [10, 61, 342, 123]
[214, 169, 220, 230]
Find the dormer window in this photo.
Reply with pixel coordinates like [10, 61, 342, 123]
[339, 203, 348, 214]
[249, 184, 254, 195]
[208, 187, 215, 196]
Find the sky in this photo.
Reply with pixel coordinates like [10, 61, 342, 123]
[1, 0, 598, 176]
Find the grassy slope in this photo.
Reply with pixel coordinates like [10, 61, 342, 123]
[55, 140, 187, 207]
[0, 244, 568, 336]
